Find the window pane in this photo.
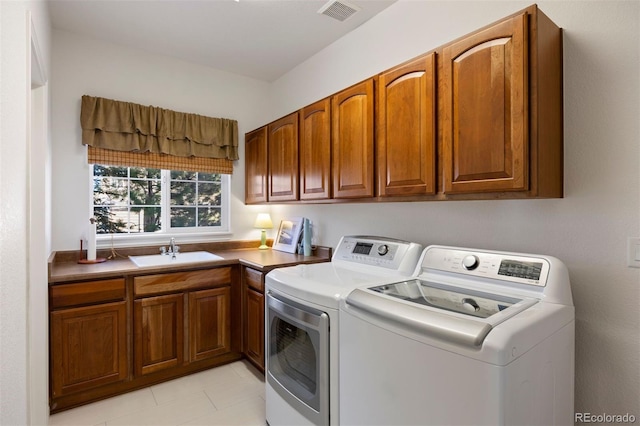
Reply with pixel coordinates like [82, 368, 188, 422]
[130, 167, 161, 179]
[93, 165, 128, 177]
[94, 178, 128, 206]
[130, 179, 161, 205]
[198, 207, 221, 227]
[171, 171, 196, 181]
[171, 207, 196, 227]
[197, 172, 219, 182]
[130, 207, 162, 233]
[197, 182, 221, 206]
[171, 181, 196, 206]
[94, 206, 129, 234]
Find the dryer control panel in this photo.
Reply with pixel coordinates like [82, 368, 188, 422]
[333, 236, 423, 275]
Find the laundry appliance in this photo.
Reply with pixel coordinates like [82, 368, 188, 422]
[265, 236, 423, 425]
[340, 245, 575, 425]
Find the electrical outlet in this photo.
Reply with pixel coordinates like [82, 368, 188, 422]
[627, 237, 640, 268]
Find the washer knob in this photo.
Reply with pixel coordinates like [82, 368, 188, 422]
[377, 244, 389, 256]
[462, 255, 479, 270]
[462, 298, 480, 313]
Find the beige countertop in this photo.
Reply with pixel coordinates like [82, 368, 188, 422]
[49, 241, 331, 283]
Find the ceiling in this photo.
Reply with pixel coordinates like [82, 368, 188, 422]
[48, 0, 397, 82]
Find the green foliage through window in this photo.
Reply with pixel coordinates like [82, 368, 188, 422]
[92, 165, 224, 234]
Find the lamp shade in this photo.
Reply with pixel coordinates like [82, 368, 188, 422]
[254, 213, 273, 229]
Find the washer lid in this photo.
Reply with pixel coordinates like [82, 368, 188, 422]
[346, 279, 538, 347]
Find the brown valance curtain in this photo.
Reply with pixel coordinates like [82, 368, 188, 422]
[81, 95, 238, 173]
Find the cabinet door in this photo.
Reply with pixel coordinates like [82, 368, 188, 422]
[50, 301, 127, 397]
[245, 126, 268, 204]
[268, 112, 299, 202]
[442, 13, 528, 194]
[377, 53, 436, 196]
[245, 288, 265, 370]
[332, 79, 375, 199]
[300, 98, 332, 200]
[134, 293, 184, 376]
[189, 287, 231, 362]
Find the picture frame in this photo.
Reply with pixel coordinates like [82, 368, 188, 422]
[273, 217, 304, 253]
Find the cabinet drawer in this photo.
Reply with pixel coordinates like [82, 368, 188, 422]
[244, 267, 264, 292]
[134, 268, 231, 297]
[51, 278, 125, 309]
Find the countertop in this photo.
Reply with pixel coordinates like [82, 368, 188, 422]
[49, 241, 332, 283]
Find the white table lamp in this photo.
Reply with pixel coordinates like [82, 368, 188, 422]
[254, 213, 273, 250]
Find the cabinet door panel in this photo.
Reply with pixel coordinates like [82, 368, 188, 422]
[268, 112, 299, 202]
[443, 13, 528, 193]
[245, 127, 268, 204]
[245, 288, 264, 369]
[51, 301, 127, 397]
[378, 53, 436, 196]
[189, 287, 231, 362]
[300, 98, 331, 200]
[134, 294, 184, 376]
[332, 79, 374, 198]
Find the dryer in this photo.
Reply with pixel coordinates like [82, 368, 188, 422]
[265, 236, 423, 426]
[339, 245, 575, 425]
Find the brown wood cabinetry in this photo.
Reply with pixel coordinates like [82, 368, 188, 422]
[242, 266, 265, 371]
[442, 13, 528, 194]
[50, 279, 128, 399]
[133, 268, 232, 375]
[189, 287, 231, 362]
[268, 112, 299, 202]
[245, 126, 268, 204]
[442, 7, 562, 197]
[244, 5, 562, 204]
[134, 293, 184, 376]
[332, 79, 375, 199]
[300, 98, 332, 200]
[377, 53, 436, 196]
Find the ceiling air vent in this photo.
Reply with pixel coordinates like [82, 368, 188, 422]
[318, 0, 361, 22]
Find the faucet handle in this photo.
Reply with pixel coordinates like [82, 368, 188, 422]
[160, 247, 167, 255]
[174, 245, 180, 254]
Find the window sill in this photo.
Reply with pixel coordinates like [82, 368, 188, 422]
[96, 231, 233, 249]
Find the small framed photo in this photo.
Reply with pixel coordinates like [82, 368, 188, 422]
[273, 217, 304, 253]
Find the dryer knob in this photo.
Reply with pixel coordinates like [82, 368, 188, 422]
[462, 255, 479, 270]
[377, 245, 389, 256]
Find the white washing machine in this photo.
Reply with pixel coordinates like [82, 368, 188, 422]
[265, 236, 423, 426]
[340, 245, 575, 426]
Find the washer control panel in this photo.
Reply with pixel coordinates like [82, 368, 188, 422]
[421, 246, 551, 287]
[333, 236, 423, 275]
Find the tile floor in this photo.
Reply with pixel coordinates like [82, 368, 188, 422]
[48, 361, 266, 426]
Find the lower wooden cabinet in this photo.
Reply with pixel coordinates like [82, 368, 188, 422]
[242, 266, 265, 371]
[189, 287, 231, 362]
[134, 293, 184, 376]
[50, 300, 128, 398]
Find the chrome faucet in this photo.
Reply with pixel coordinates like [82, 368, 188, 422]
[160, 238, 180, 257]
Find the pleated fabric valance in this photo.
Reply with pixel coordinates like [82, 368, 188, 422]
[81, 95, 238, 173]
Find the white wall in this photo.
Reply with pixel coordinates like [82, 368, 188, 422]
[269, 0, 640, 420]
[0, 1, 51, 425]
[51, 30, 273, 252]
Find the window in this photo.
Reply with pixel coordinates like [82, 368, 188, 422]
[92, 165, 229, 236]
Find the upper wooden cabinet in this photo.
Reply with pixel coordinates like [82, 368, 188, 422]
[442, 7, 562, 197]
[377, 53, 436, 197]
[300, 98, 332, 200]
[268, 112, 299, 202]
[245, 127, 268, 204]
[332, 79, 375, 199]
[244, 5, 562, 204]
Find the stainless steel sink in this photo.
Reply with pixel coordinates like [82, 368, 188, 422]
[129, 251, 223, 267]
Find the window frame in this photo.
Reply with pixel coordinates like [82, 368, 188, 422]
[90, 165, 232, 248]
